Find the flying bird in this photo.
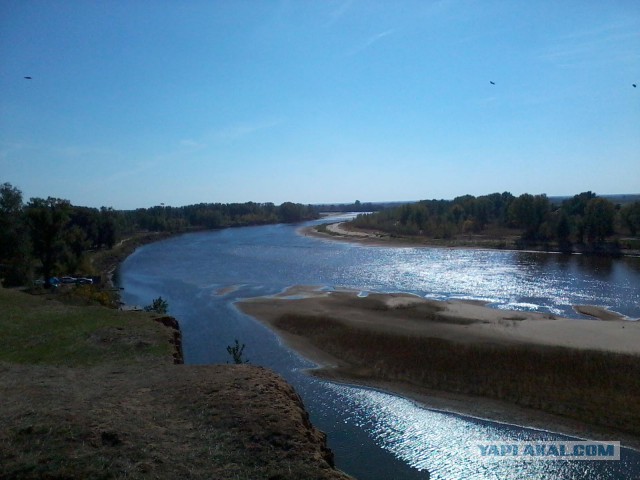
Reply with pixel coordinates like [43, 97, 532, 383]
[634, 84, 637, 88]
[489, 81, 495, 85]
[24, 76, 32, 80]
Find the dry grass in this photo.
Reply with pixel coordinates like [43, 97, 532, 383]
[0, 287, 174, 366]
[0, 364, 348, 480]
[0, 288, 351, 480]
[274, 313, 640, 435]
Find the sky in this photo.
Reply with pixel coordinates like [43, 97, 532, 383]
[1, 0, 639, 209]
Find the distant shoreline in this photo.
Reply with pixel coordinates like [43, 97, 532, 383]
[238, 287, 640, 451]
[300, 221, 640, 256]
[300, 221, 536, 250]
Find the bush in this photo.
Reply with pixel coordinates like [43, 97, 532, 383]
[226, 339, 249, 364]
[144, 296, 169, 314]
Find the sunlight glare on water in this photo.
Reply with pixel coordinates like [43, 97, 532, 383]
[324, 383, 638, 480]
[119, 222, 640, 480]
[344, 246, 640, 318]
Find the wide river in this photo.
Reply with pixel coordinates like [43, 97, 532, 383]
[118, 215, 640, 480]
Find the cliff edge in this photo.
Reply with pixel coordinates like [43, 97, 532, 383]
[0, 287, 352, 479]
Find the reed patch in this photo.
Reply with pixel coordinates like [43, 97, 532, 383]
[274, 313, 640, 435]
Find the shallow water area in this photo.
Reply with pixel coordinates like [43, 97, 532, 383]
[118, 217, 640, 479]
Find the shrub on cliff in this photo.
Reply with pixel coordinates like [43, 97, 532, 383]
[144, 296, 169, 314]
[227, 339, 249, 364]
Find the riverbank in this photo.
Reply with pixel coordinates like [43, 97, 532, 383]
[239, 287, 640, 451]
[90, 231, 180, 288]
[0, 286, 352, 479]
[303, 222, 640, 256]
[302, 221, 534, 250]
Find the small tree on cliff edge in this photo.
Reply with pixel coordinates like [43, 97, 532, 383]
[227, 339, 249, 364]
[144, 296, 169, 314]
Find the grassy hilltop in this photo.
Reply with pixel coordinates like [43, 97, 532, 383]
[0, 288, 351, 480]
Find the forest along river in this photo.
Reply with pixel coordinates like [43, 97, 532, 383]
[117, 215, 640, 480]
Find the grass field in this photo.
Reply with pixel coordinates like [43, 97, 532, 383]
[0, 288, 350, 479]
[0, 287, 174, 366]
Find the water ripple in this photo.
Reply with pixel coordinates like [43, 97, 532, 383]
[323, 383, 639, 479]
[119, 223, 640, 479]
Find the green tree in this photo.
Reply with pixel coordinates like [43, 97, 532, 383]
[555, 211, 572, 249]
[449, 204, 465, 225]
[562, 191, 596, 217]
[620, 201, 640, 236]
[226, 339, 249, 364]
[473, 196, 491, 231]
[0, 183, 31, 286]
[144, 296, 169, 314]
[98, 207, 117, 248]
[26, 197, 71, 288]
[508, 194, 550, 240]
[278, 202, 305, 223]
[561, 191, 596, 241]
[583, 198, 615, 245]
[62, 224, 90, 273]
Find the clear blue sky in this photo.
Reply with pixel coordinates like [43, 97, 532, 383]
[1, 1, 638, 209]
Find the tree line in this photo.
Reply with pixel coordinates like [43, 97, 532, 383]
[120, 200, 318, 232]
[314, 200, 387, 213]
[0, 182, 318, 288]
[351, 191, 640, 251]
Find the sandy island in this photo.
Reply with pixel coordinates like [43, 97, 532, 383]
[300, 221, 507, 248]
[300, 221, 404, 247]
[302, 220, 640, 258]
[239, 286, 640, 450]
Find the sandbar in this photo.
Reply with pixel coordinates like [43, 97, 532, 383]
[299, 221, 510, 249]
[239, 287, 640, 450]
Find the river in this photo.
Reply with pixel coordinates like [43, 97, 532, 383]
[117, 215, 640, 479]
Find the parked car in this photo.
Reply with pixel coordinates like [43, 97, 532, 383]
[35, 278, 61, 286]
[76, 278, 93, 284]
[61, 276, 77, 284]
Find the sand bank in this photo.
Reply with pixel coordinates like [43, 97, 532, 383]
[301, 221, 640, 256]
[574, 305, 629, 321]
[239, 287, 640, 450]
[300, 221, 513, 249]
[243, 287, 639, 354]
[300, 222, 407, 247]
